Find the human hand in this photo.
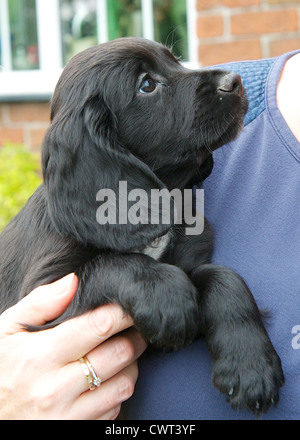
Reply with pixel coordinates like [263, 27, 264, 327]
[0, 274, 147, 420]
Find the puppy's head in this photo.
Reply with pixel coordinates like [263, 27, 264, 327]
[42, 38, 248, 250]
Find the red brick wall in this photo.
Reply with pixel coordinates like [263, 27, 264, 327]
[0, 0, 299, 150]
[0, 102, 50, 151]
[196, 0, 300, 65]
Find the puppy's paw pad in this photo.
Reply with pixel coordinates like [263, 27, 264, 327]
[212, 349, 284, 415]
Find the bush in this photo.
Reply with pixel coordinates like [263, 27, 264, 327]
[0, 144, 42, 231]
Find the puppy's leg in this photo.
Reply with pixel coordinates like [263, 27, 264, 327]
[165, 225, 284, 414]
[38, 253, 200, 350]
[191, 264, 284, 414]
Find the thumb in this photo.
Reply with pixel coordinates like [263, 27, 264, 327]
[0, 274, 78, 336]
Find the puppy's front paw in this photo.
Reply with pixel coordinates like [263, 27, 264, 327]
[211, 330, 285, 415]
[131, 264, 200, 350]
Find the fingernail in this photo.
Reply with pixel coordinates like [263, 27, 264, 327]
[54, 273, 77, 293]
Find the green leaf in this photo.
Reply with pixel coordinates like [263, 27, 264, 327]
[0, 143, 42, 231]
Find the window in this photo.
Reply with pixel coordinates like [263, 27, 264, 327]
[106, 0, 143, 41]
[0, 0, 197, 100]
[9, 0, 39, 70]
[106, 0, 188, 60]
[0, 0, 39, 71]
[60, 0, 99, 66]
[59, 0, 191, 64]
[153, 0, 188, 60]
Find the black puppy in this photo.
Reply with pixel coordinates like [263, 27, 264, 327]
[0, 38, 284, 414]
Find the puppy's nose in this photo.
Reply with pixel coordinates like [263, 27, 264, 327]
[218, 73, 243, 96]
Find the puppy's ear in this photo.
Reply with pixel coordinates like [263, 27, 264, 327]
[42, 96, 171, 252]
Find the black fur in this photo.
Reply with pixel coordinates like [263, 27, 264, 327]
[0, 38, 284, 414]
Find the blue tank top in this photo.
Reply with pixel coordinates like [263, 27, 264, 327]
[123, 50, 300, 420]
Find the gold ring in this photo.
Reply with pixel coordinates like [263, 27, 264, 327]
[79, 356, 101, 391]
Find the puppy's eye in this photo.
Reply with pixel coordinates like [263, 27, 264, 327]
[139, 76, 156, 94]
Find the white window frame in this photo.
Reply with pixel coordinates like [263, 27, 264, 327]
[0, 0, 198, 101]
